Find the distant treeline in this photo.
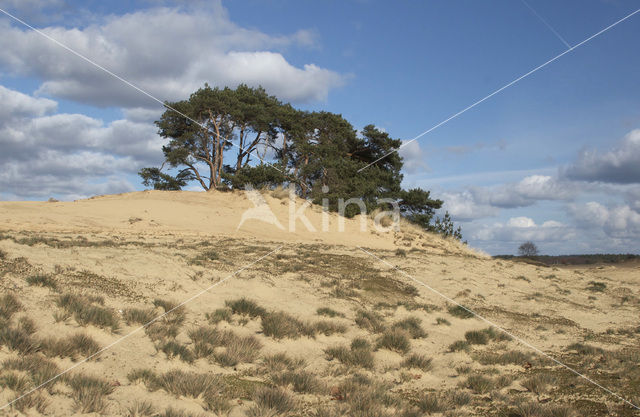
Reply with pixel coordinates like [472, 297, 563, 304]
[495, 254, 640, 265]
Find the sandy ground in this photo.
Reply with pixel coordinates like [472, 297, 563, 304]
[0, 191, 638, 417]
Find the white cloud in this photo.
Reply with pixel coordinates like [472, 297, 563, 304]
[471, 217, 573, 243]
[563, 129, 640, 184]
[0, 6, 344, 107]
[399, 140, 428, 174]
[569, 201, 640, 238]
[0, 85, 163, 200]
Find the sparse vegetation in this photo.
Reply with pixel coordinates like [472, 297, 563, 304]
[436, 317, 451, 325]
[392, 317, 427, 338]
[0, 293, 22, 320]
[56, 293, 119, 331]
[376, 328, 411, 354]
[463, 374, 495, 394]
[272, 370, 323, 393]
[586, 281, 607, 292]
[355, 309, 386, 333]
[123, 307, 156, 325]
[66, 374, 114, 413]
[206, 307, 233, 324]
[153, 298, 186, 325]
[401, 353, 432, 371]
[448, 304, 474, 319]
[226, 298, 267, 318]
[521, 374, 555, 394]
[465, 330, 489, 345]
[261, 311, 314, 339]
[448, 340, 470, 352]
[40, 333, 101, 359]
[325, 341, 375, 369]
[262, 353, 306, 373]
[26, 273, 57, 289]
[247, 386, 296, 417]
[317, 307, 345, 318]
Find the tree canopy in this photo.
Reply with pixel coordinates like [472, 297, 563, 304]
[140, 84, 462, 239]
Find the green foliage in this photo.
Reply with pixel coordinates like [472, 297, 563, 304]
[433, 211, 463, 241]
[139, 167, 193, 191]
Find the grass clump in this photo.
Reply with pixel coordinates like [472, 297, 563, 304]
[10, 392, 49, 413]
[436, 317, 451, 326]
[313, 320, 347, 336]
[316, 307, 345, 318]
[225, 298, 267, 318]
[262, 353, 306, 373]
[213, 334, 262, 367]
[464, 375, 495, 394]
[247, 386, 296, 417]
[3, 355, 60, 388]
[26, 273, 57, 289]
[123, 307, 156, 325]
[272, 370, 323, 394]
[261, 311, 313, 339]
[153, 299, 186, 326]
[158, 340, 194, 363]
[448, 340, 470, 352]
[521, 374, 556, 394]
[145, 322, 179, 342]
[586, 281, 607, 292]
[416, 392, 448, 413]
[392, 317, 427, 338]
[566, 343, 603, 355]
[325, 341, 375, 369]
[57, 293, 119, 331]
[376, 328, 411, 354]
[66, 373, 114, 413]
[0, 293, 22, 320]
[465, 330, 489, 345]
[40, 333, 101, 359]
[206, 307, 233, 324]
[0, 324, 39, 354]
[354, 309, 386, 333]
[448, 305, 474, 319]
[126, 400, 156, 417]
[475, 350, 532, 365]
[401, 353, 433, 371]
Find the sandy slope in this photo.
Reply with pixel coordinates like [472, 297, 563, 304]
[0, 191, 638, 417]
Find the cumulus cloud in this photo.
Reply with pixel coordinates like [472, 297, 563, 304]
[569, 201, 640, 238]
[399, 140, 428, 174]
[563, 129, 640, 184]
[0, 6, 344, 107]
[0, 85, 162, 200]
[472, 216, 574, 243]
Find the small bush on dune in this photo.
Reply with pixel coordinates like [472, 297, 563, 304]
[66, 373, 114, 413]
[417, 392, 448, 413]
[317, 307, 345, 318]
[448, 305, 474, 319]
[247, 386, 296, 417]
[262, 353, 306, 373]
[225, 298, 267, 318]
[401, 353, 432, 371]
[436, 317, 451, 326]
[153, 299, 186, 326]
[476, 350, 532, 365]
[448, 340, 470, 352]
[0, 325, 39, 354]
[566, 343, 603, 355]
[0, 372, 32, 392]
[10, 392, 49, 413]
[145, 322, 180, 342]
[392, 317, 427, 339]
[325, 340, 375, 369]
[272, 370, 323, 394]
[26, 273, 57, 289]
[3, 355, 60, 388]
[213, 334, 262, 367]
[127, 400, 156, 417]
[123, 307, 156, 325]
[464, 375, 495, 394]
[40, 333, 101, 359]
[313, 320, 347, 336]
[261, 311, 314, 339]
[355, 310, 386, 333]
[521, 374, 555, 394]
[57, 293, 119, 331]
[206, 307, 233, 324]
[377, 328, 411, 354]
[465, 330, 489, 345]
[0, 293, 22, 320]
[158, 340, 194, 363]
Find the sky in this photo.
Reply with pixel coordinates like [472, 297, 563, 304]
[0, 0, 639, 255]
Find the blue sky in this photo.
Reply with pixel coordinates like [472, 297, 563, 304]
[0, 0, 639, 255]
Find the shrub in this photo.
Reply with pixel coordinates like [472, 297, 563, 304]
[395, 248, 407, 257]
[145, 322, 179, 342]
[206, 308, 233, 324]
[272, 370, 323, 393]
[66, 374, 114, 413]
[392, 317, 427, 339]
[3, 355, 60, 387]
[355, 310, 386, 333]
[123, 308, 156, 325]
[158, 340, 194, 363]
[521, 374, 555, 394]
[464, 375, 495, 394]
[417, 392, 448, 413]
[57, 293, 119, 331]
[225, 298, 267, 318]
[150, 370, 220, 398]
[262, 353, 306, 373]
[448, 390, 471, 406]
[26, 274, 57, 289]
[401, 353, 432, 371]
[313, 320, 347, 336]
[377, 328, 411, 354]
[213, 334, 262, 367]
[436, 317, 451, 326]
[40, 333, 101, 359]
[448, 305, 474, 319]
[153, 299, 186, 326]
[350, 337, 372, 350]
[448, 340, 470, 352]
[247, 387, 296, 417]
[0, 293, 22, 320]
[0, 326, 39, 354]
[317, 307, 345, 318]
[325, 343, 375, 369]
[261, 311, 313, 339]
[465, 330, 489, 345]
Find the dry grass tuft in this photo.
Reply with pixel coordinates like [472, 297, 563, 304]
[261, 311, 314, 339]
[225, 298, 267, 318]
[392, 317, 427, 339]
[158, 340, 194, 363]
[355, 309, 386, 333]
[262, 353, 306, 373]
[0, 293, 22, 320]
[213, 334, 262, 367]
[325, 340, 375, 369]
[521, 373, 556, 394]
[401, 353, 433, 371]
[145, 322, 180, 342]
[206, 307, 233, 324]
[153, 298, 186, 326]
[3, 354, 60, 388]
[376, 328, 411, 354]
[317, 307, 345, 318]
[448, 340, 470, 352]
[448, 305, 474, 319]
[66, 373, 115, 413]
[247, 386, 296, 417]
[416, 392, 449, 413]
[10, 392, 49, 413]
[126, 400, 156, 417]
[57, 293, 119, 331]
[463, 374, 495, 394]
[272, 370, 324, 394]
[40, 332, 101, 359]
[313, 320, 348, 336]
[123, 307, 156, 325]
[26, 273, 57, 289]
